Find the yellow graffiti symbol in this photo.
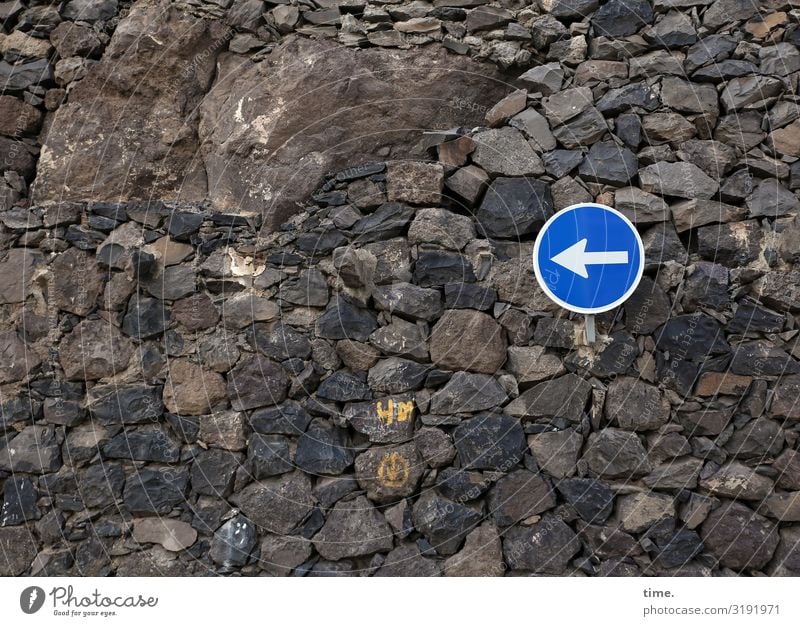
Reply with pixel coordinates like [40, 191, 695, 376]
[396, 401, 414, 423]
[376, 400, 414, 426]
[376, 400, 395, 425]
[377, 453, 410, 488]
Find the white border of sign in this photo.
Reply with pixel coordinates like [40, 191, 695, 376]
[532, 202, 645, 315]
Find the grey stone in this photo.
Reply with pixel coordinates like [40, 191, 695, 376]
[518, 62, 563, 96]
[59, 319, 134, 381]
[408, 208, 475, 250]
[313, 495, 394, 559]
[412, 492, 482, 555]
[505, 374, 591, 422]
[232, 472, 315, 534]
[0, 426, 61, 474]
[123, 467, 189, 515]
[503, 515, 580, 573]
[578, 141, 638, 186]
[471, 128, 544, 176]
[368, 357, 429, 394]
[430, 372, 508, 414]
[476, 177, 553, 239]
[372, 283, 443, 322]
[430, 309, 506, 374]
[528, 429, 582, 479]
[582, 428, 652, 479]
[639, 161, 719, 199]
[210, 516, 257, 569]
[556, 478, 614, 524]
[414, 250, 475, 287]
[248, 434, 293, 478]
[700, 501, 778, 571]
[552, 107, 608, 149]
[453, 413, 525, 470]
[227, 355, 289, 411]
[489, 470, 556, 526]
[605, 377, 670, 431]
[295, 419, 354, 475]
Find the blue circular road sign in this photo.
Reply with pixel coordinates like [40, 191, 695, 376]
[533, 203, 644, 315]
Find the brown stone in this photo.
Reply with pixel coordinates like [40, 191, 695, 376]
[430, 309, 506, 373]
[485, 89, 527, 127]
[172, 293, 220, 331]
[444, 523, 503, 576]
[59, 319, 134, 381]
[695, 371, 752, 397]
[385, 161, 444, 205]
[771, 374, 800, 420]
[764, 492, 800, 522]
[143, 235, 194, 267]
[768, 116, 799, 155]
[444, 164, 489, 205]
[355, 442, 425, 503]
[133, 518, 198, 551]
[0, 330, 42, 384]
[438, 135, 475, 167]
[163, 359, 228, 416]
[199, 411, 246, 451]
[0, 527, 37, 575]
[50, 247, 105, 316]
[0, 248, 41, 304]
[258, 534, 312, 576]
[0, 95, 42, 136]
[336, 339, 380, 371]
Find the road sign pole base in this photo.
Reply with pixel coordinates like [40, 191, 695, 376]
[584, 314, 596, 344]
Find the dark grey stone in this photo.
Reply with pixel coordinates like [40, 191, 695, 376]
[0, 477, 37, 526]
[102, 428, 180, 463]
[412, 492, 482, 555]
[476, 177, 553, 239]
[556, 478, 614, 524]
[87, 384, 164, 425]
[453, 413, 525, 470]
[316, 296, 379, 342]
[578, 141, 638, 186]
[210, 516, 257, 569]
[414, 250, 476, 287]
[123, 467, 189, 515]
[295, 419, 354, 475]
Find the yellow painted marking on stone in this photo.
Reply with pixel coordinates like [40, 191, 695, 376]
[376, 399, 395, 425]
[377, 452, 410, 488]
[396, 401, 414, 423]
[376, 399, 414, 426]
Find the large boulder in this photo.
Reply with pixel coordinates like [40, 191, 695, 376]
[35, 0, 507, 231]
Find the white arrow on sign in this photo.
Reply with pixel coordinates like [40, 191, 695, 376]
[550, 238, 628, 279]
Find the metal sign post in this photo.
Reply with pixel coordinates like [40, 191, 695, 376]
[532, 203, 645, 344]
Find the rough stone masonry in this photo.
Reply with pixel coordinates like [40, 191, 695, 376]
[1, 0, 800, 576]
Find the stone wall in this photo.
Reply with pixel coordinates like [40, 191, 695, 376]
[2, 0, 800, 577]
